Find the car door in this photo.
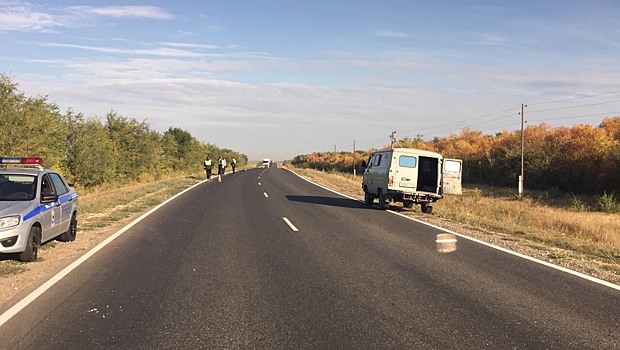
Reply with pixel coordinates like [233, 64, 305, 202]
[49, 173, 72, 234]
[39, 174, 61, 242]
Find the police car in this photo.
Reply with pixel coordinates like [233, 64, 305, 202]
[0, 157, 78, 262]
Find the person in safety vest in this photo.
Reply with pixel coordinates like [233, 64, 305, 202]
[231, 158, 237, 174]
[218, 156, 223, 175]
[204, 156, 213, 179]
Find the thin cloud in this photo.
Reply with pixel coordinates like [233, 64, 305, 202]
[0, 4, 59, 31]
[0, 3, 172, 32]
[69, 6, 173, 20]
[466, 32, 509, 46]
[39, 42, 204, 58]
[161, 42, 220, 50]
[374, 30, 408, 38]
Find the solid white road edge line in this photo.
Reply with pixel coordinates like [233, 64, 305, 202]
[286, 168, 620, 291]
[0, 179, 210, 327]
[283, 217, 299, 232]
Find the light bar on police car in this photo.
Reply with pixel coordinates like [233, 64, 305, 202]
[0, 157, 44, 165]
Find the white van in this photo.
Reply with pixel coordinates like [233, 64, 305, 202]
[262, 159, 270, 168]
[361, 148, 462, 213]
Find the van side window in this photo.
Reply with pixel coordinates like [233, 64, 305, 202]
[399, 155, 417, 168]
[373, 154, 382, 166]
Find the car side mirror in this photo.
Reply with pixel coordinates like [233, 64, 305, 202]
[41, 193, 59, 203]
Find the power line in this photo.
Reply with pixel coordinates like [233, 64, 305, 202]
[415, 91, 620, 136]
[528, 111, 620, 123]
[528, 99, 620, 114]
[353, 90, 620, 149]
[528, 91, 620, 107]
[399, 106, 517, 135]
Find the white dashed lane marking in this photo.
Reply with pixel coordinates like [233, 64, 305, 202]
[283, 217, 299, 232]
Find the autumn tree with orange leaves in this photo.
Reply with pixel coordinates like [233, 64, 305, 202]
[291, 117, 620, 195]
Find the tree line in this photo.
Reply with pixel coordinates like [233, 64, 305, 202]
[292, 119, 620, 196]
[0, 75, 247, 188]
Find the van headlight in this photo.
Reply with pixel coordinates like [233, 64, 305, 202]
[0, 216, 20, 229]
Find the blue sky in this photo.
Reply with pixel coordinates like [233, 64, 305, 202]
[1, 1, 619, 160]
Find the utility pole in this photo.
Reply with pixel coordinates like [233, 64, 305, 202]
[519, 103, 527, 199]
[353, 140, 356, 178]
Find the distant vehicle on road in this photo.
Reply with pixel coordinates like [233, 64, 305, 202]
[0, 157, 78, 262]
[361, 148, 462, 213]
[262, 159, 270, 168]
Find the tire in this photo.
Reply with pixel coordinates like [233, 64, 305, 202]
[422, 204, 433, 214]
[58, 214, 77, 242]
[18, 226, 41, 262]
[364, 190, 374, 205]
[378, 190, 387, 210]
[403, 200, 414, 209]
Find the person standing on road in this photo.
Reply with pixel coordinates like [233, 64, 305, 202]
[218, 156, 223, 175]
[231, 158, 237, 174]
[204, 156, 213, 179]
[221, 157, 227, 174]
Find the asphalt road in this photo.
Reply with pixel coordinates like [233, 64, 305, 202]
[0, 166, 618, 349]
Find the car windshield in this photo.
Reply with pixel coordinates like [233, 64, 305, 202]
[0, 174, 37, 201]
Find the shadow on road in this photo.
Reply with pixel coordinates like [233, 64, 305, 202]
[285, 195, 367, 209]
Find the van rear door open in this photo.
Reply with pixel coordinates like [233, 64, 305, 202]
[442, 158, 463, 195]
[393, 154, 417, 191]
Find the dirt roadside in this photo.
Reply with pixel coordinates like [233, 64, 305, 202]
[1, 168, 618, 315]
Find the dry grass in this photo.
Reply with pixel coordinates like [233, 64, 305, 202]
[437, 189, 620, 254]
[78, 174, 204, 231]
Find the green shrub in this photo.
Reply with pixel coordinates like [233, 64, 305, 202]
[597, 192, 619, 213]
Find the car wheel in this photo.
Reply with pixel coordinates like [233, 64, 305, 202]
[378, 190, 387, 210]
[58, 214, 77, 242]
[18, 226, 41, 262]
[403, 200, 414, 208]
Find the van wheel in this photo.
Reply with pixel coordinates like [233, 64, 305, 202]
[403, 200, 414, 209]
[18, 226, 41, 262]
[378, 190, 387, 210]
[421, 204, 433, 214]
[58, 214, 77, 242]
[364, 191, 374, 205]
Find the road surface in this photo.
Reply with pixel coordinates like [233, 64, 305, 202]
[0, 166, 618, 349]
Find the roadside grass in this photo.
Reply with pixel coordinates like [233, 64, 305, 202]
[436, 188, 620, 256]
[0, 173, 204, 277]
[78, 174, 203, 232]
[291, 167, 620, 276]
